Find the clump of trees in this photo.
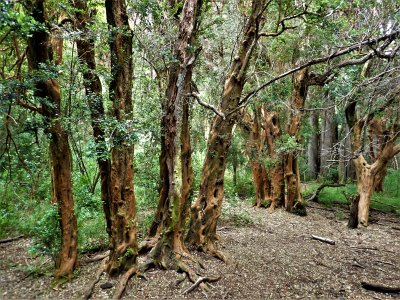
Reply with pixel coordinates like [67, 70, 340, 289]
[0, 0, 399, 296]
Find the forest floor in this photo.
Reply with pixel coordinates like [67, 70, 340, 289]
[1, 200, 399, 299]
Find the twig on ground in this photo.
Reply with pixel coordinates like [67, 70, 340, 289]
[0, 235, 24, 244]
[311, 235, 336, 245]
[361, 281, 400, 294]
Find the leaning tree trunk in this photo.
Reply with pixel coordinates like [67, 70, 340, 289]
[26, 0, 77, 279]
[284, 68, 309, 212]
[74, 0, 112, 236]
[186, 0, 267, 258]
[105, 0, 137, 274]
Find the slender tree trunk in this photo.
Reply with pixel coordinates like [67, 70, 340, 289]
[320, 93, 338, 180]
[105, 0, 137, 274]
[186, 0, 267, 257]
[239, 109, 268, 207]
[73, 0, 112, 236]
[307, 111, 320, 180]
[284, 68, 308, 212]
[26, 0, 77, 279]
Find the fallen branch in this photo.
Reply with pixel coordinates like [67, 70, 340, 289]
[182, 276, 221, 295]
[82, 258, 107, 300]
[311, 235, 336, 245]
[0, 235, 24, 244]
[112, 266, 138, 300]
[350, 246, 396, 253]
[306, 184, 345, 202]
[361, 281, 400, 294]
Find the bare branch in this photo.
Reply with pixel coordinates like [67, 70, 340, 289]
[189, 92, 226, 119]
[235, 29, 400, 113]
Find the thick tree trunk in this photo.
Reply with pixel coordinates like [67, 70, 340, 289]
[345, 101, 400, 227]
[105, 0, 137, 274]
[186, 1, 267, 256]
[74, 0, 112, 236]
[26, 0, 77, 279]
[307, 111, 320, 180]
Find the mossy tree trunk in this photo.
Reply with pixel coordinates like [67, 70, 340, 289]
[26, 0, 77, 279]
[105, 0, 137, 274]
[186, 0, 267, 258]
[148, 0, 201, 269]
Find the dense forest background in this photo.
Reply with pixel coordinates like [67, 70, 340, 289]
[0, 0, 399, 297]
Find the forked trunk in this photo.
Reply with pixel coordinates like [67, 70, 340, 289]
[26, 0, 77, 278]
[148, 0, 200, 268]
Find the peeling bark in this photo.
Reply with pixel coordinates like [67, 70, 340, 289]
[148, 0, 201, 269]
[186, 0, 267, 256]
[105, 0, 137, 274]
[284, 68, 308, 213]
[346, 101, 400, 227]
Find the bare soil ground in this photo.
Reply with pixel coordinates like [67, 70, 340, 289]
[1, 200, 399, 299]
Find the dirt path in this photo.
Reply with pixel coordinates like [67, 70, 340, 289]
[1, 201, 399, 299]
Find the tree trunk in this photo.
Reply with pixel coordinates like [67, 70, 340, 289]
[148, 0, 201, 269]
[307, 111, 320, 180]
[74, 0, 112, 236]
[105, 0, 137, 274]
[320, 93, 338, 180]
[186, 0, 267, 256]
[26, 0, 77, 279]
[239, 109, 268, 207]
[284, 68, 308, 212]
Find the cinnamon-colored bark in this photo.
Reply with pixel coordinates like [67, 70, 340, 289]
[346, 101, 400, 227]
[148, 0, 201, 268]
[284, 68, 308, 212]
[26, 0, 77, 279]
[105, 0, 137, 274]
[186, 0, 267, 256]
[73, 0, 112, 236]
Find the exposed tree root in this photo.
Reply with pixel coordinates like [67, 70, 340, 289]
[82, 258, 107, 300]
[112, 266, 138, 300]
[81, 251, 110, 265]
[182, 275, 221, 295]
[138, 238, 158, 255]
